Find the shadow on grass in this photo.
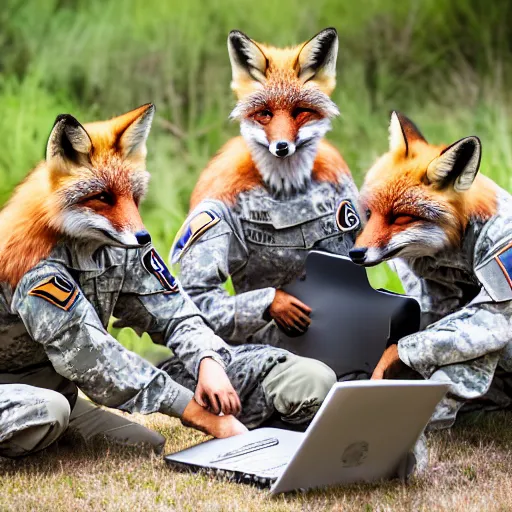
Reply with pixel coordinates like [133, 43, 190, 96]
[0, 430, 160, 478]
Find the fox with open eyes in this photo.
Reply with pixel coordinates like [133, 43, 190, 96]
[170, 28, 360, 350]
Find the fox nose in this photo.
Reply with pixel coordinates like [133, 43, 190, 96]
[349, 247, 368, 264]
[135, 230, 151, 245]
[275, 141, 289, 157]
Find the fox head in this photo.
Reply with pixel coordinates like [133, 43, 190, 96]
[228, 29, 340, 196]
[349, 111, 496, 267]
[45, 104, 154, 247]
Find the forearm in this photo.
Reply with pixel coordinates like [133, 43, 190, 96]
[189, 286, 276, 343]
[46, 316, 194, 416]
[398, 301, 512, 377]
[165, 313, 232, 378]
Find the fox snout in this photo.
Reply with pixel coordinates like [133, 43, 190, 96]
[135, 230, 151, 245]
[269, 140, 296, 158]
[349, 247, 368, 265]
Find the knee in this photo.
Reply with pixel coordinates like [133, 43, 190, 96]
[0, 389, 70, 458]
[263, 355, 336, 423]
[285, 357, 337, 401]
[43, 390, 71, 430]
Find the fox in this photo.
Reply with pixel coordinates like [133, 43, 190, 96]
[171, 28, 359, 351]
[348, 111, 512, 429]
[0, 104, 154, 288]
[349, 111, 498, 266]
[191, 27, 349, 206]
[0, 104, 258, 451]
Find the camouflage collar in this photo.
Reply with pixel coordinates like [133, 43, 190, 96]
[46, 243, 125, 275]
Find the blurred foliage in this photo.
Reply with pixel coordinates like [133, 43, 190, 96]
[1, 0, 512, 358]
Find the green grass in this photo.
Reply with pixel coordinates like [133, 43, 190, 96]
[0, 410, 511, 511]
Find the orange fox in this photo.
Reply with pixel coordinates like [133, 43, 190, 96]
[173, 29, 359, 349]
[349, 111, 498, 266]
[191, 27, 350, 206]
[349, 113, 512, 430]
[0, 104, 154, 287]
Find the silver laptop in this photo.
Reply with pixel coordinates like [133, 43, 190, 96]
[280, 251, 421, 378]
[165, 380, 448, 494]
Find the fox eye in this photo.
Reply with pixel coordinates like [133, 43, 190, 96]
[86, 192, 114, 205]
[292, 107, 319, 123]
[366, 209, 372, 220]
[253, 110, 273, 125]
[393, 214, 416, 226]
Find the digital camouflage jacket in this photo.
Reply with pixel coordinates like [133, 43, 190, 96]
[0, 242, 236, 417]
[393, 188, 512, 428]
[171, 178, 360, 346]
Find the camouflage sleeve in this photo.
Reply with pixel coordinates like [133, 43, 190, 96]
[113, 246, 233, 379]
[398, 298, 512, 379]
[12, 263, 194, 417]
[173, 205, 276, 344]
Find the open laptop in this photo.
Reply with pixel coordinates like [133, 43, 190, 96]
[165, 380, 448, 494]
[279, 251, 421, 378]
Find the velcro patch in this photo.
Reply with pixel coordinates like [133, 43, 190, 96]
[142, 248, 178, 293]
[495, 243, 512, 288]
[475, 241, 512, 302]
[171, 210, 220, 263]
[336, 200, 361, 232]
[28, 276, 80, 311]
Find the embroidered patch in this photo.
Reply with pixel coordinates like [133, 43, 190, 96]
[171, 210, 220, 263]
[336, 200, 361, 232]
[28, 276, 80, 311]
[495, 242, 512, 288]
[142, 248, 178, 293]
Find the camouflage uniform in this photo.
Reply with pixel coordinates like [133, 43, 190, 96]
[392, 188, 512, 429]
[0, 242, 232, 456]
[170, 179, 360, 347]
[0, 241, 338, 457]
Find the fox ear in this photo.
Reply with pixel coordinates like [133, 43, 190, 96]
[46, 114, 92, 172]
[297, 28, 338, 94]
[389, 111, 427, 157]
[115, 103, 155, 160]
[228, 30, 268, 93]
[426, 136, 481, 192]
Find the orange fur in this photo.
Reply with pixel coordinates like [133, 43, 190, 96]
[359, 130, 498, 251]
[313, 140, 351, 183]
[191, 137, 350, 208]
[230, 29, 338, 99]
[190, 137, 262, 209]
[0, 105, 152, 288]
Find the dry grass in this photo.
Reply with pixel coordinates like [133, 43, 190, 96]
[1, 410, 511, 512]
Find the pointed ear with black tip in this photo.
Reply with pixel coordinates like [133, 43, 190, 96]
[228, 30, 268, 91]
[116, 103, 155, 160]
[297, 28, 338, 94]
[388, 111, 427, 157]
[426, 136, 481, 192]
[46, 114, 92, 173]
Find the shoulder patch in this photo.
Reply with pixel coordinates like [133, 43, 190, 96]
[171, 210, 220, 263]
[336, 199, 361, 232]
[28, 276, 80, 311]
[475, 241, 512, 302]
[142, 248, 178, 293]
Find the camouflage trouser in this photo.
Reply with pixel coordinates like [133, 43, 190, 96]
[159, 345, 337, 429]
[428, 367, 512, 430]
[0, 365, 165, 458]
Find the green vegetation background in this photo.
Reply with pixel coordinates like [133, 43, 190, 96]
[3, 0, 512, 362]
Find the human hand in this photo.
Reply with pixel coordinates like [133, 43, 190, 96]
[195, 357, 241, 416]
[269, 289, 312, 333]
[371, 344, 401, 379]
[181, 399, 248, 438]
